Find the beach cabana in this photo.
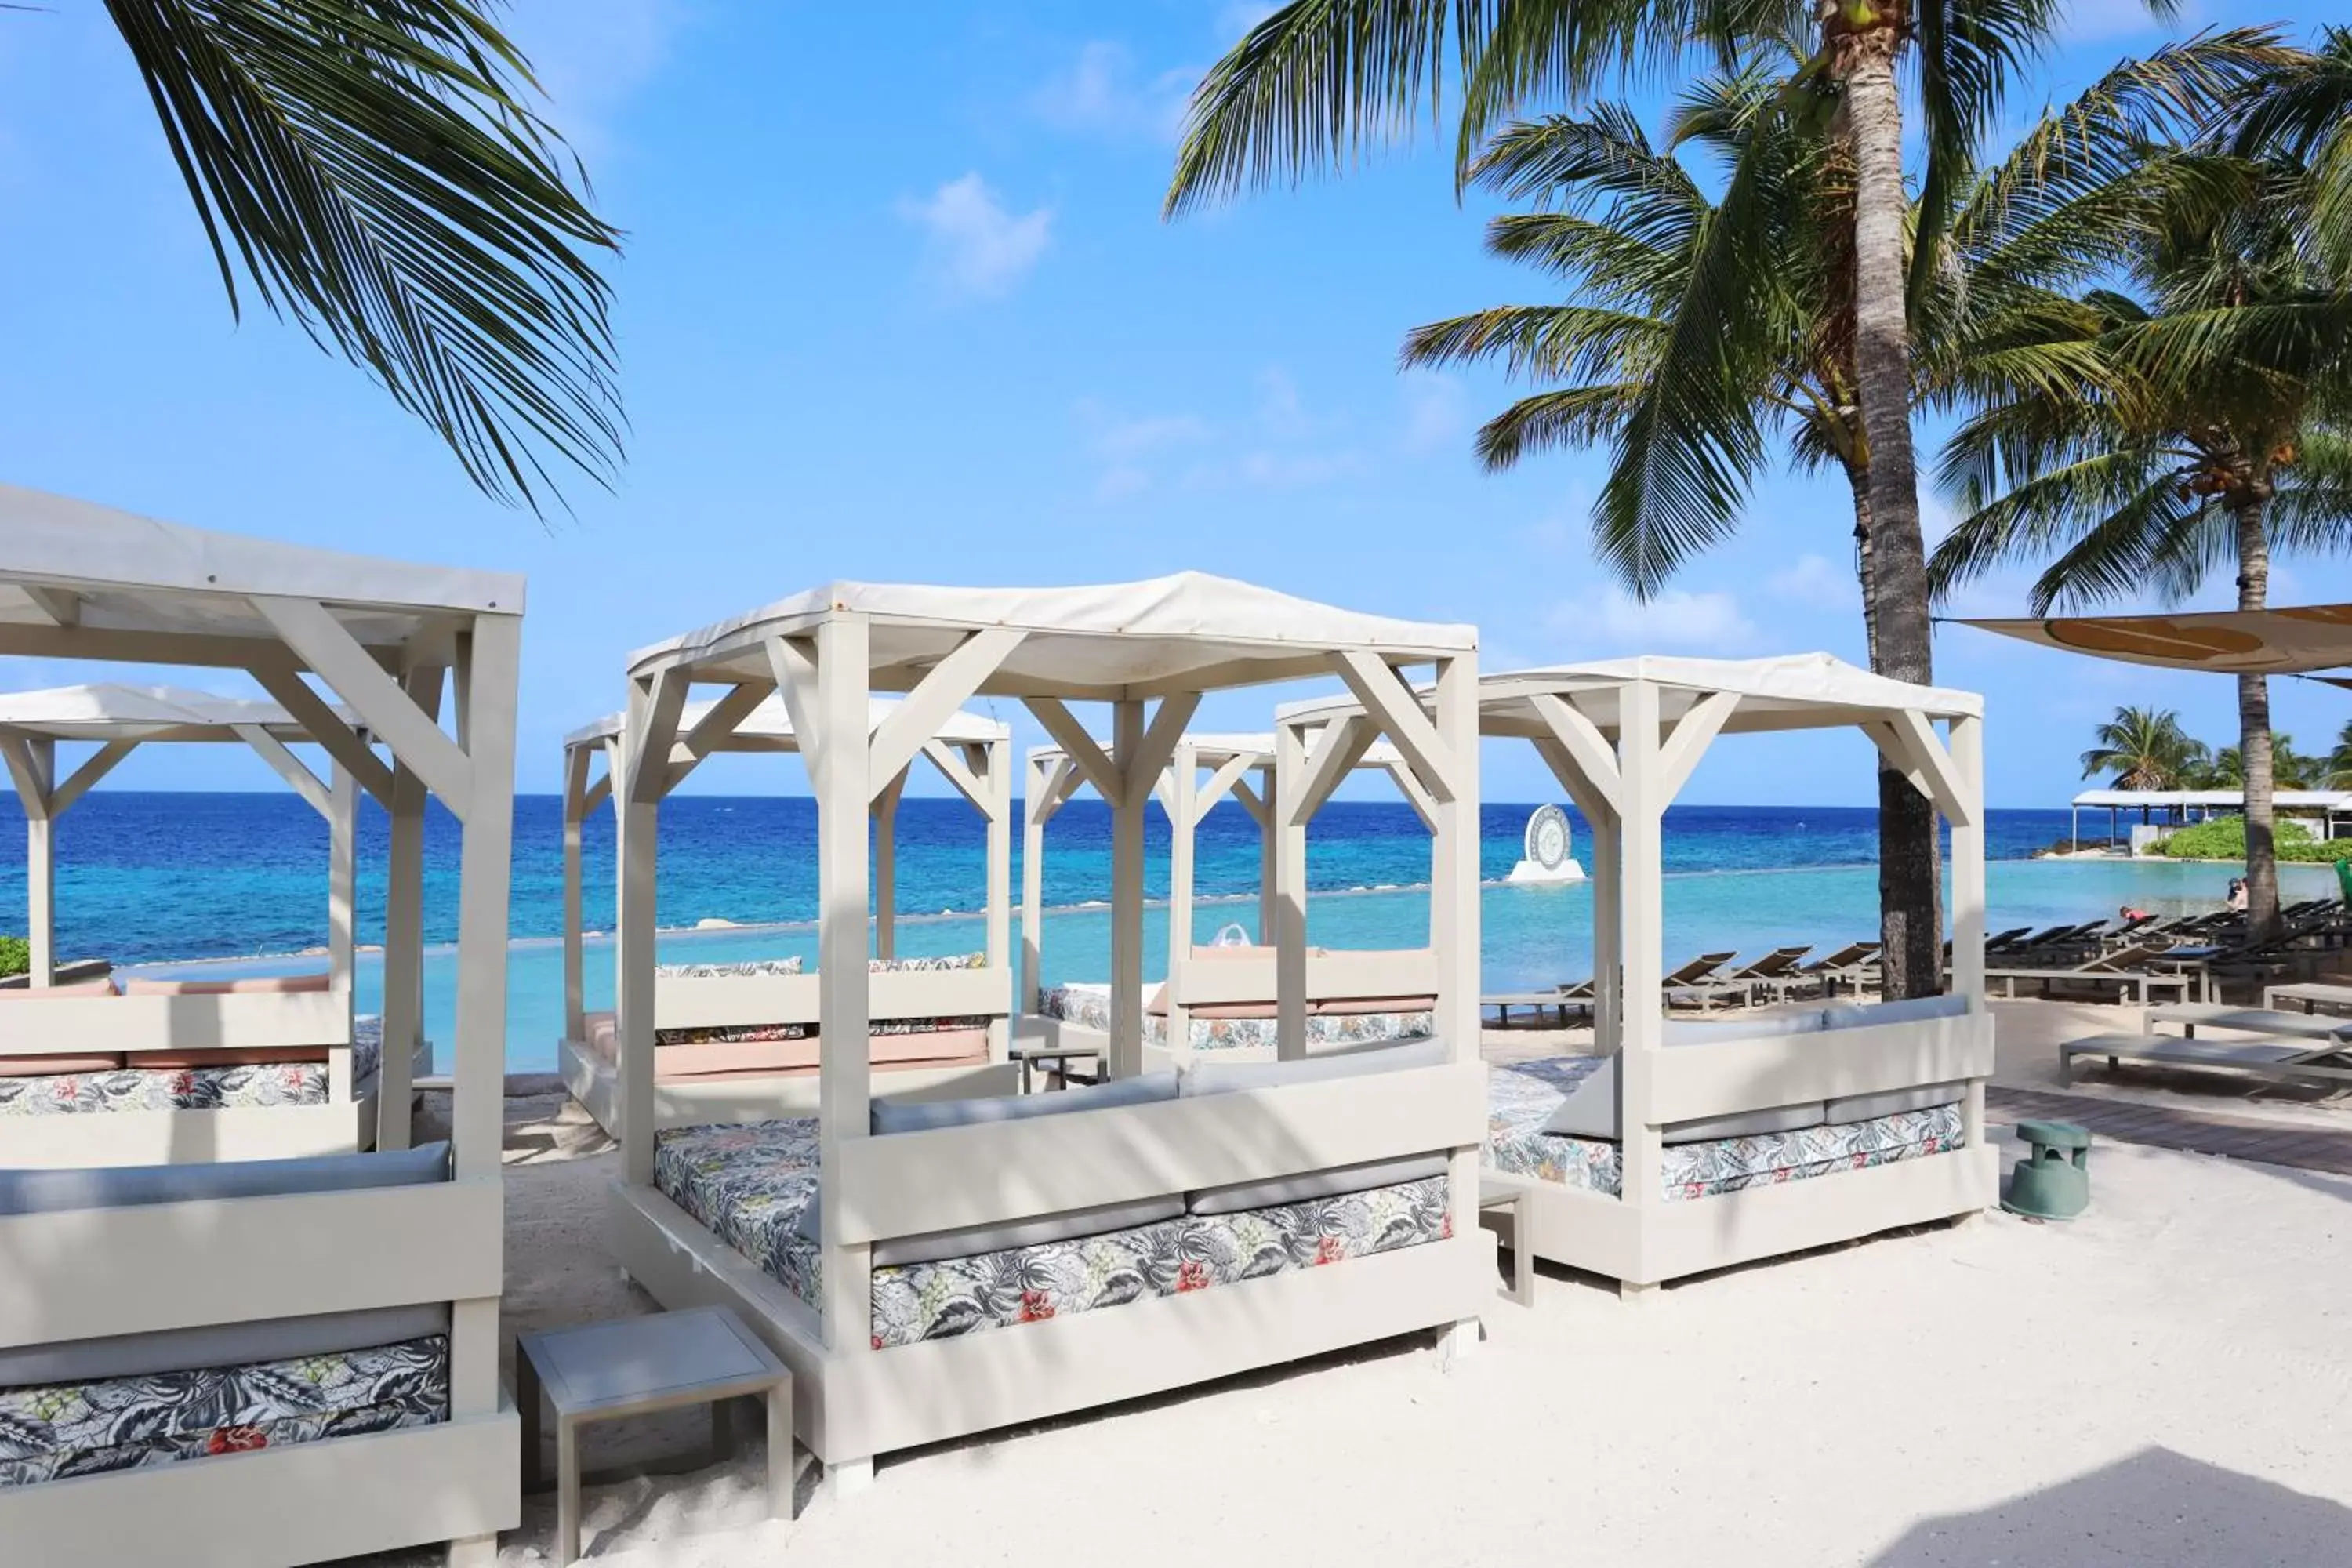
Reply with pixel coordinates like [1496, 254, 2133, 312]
[1286, 652, 1998, 1294]
[0, 485, 520, 1566]
[0, 683, 426, 1166]
[1020, 731, 1442, 1073]
[556, 695, 1017, 1134]
[605, 573, 1492, 1491]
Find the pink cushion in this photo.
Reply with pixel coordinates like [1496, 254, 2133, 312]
[0, 980, 117, 999]
[0, 1054, 124, 1076]
[1313, 995, 1436, 1017]
[657, 1033, 989, 1084]
[583, 1014, 993, 1080]
[123, 973, 330, 996]
[140, 1046, 328, 1069]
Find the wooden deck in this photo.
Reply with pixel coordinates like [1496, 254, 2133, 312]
[1988, 1086, 2352, 1176]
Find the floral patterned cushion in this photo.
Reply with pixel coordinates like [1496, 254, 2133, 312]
[654, 1120, 1450, 1350]
[655, 958, 807, 978]
[1485, 1058, 1965, 1200]
[871, 953, 985, 973]
[0, 1062, 331, 1117]
[1037, 983, 1430, 1052]
[0, 1334, 447, 1488]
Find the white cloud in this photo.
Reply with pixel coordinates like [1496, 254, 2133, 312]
[1098, 412, 1210, 459]
[899, 174, 1052, 299]
[1766, 552, 1860, 610]
[1238, 448, 1357, 487]
[2059, 0, 2183, 44]
[1399, 369, 1469, 455]
[1555, 587, 1758, 652]
[1033, 42, 1196, 142]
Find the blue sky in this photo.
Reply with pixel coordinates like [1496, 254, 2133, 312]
[1, 0, 2345, 808]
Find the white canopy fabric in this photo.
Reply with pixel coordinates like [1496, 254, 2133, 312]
[1963, 604, 2352, 675]
[1280, 652, 1980, 735]
[562, 692, 1007, 753]
[2071, 787, 2352, 811]
[626, 573, 1477, 697]
[0, 683, 348, 742]
[0, 483, 525, 646]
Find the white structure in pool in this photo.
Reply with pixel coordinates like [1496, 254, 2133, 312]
[1507, 802, 1587, 884]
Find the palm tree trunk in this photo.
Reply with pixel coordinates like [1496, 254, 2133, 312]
[2234, 495, 2281, 941]
[1846, 461, 1880, 670]
[1841, 28, 1943, 998]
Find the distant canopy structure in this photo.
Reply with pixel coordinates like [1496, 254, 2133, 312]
[1961, 604, 2352, 678]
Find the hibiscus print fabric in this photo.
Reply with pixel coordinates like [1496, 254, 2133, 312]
[0, 1335, 448, 1487]
[0, 1017, 390, 1118]
[1037, 983, 1432, 1052]
[655, 1120, 1450, 1347]
[1484, 1058, 1964, 1200]
[655, 958, 807, 978]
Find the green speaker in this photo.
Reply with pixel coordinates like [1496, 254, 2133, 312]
[2005, 1120, 2091, 1220]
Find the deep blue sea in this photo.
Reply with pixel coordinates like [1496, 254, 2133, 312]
[5, 793, 2336, 1071]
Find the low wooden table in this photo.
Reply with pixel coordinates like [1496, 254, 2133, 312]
[517, 1305, 793, 1565]
[1010, 1041, 1105, 1092]
[1478, 1179, 1534, 1307]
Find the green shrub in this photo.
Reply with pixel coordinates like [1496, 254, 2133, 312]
[2158, 815, 2352, 862]
[0, 936, 25, 978]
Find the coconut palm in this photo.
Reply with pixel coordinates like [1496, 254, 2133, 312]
[2201, 733, 2320, 790]
[1933, 142, 2352, 939]
[94, 0, 623, 511]
[2080, 706, 2208, 788]
[1164, 0, 2167, 996]
[2328, 720, 2352, 789]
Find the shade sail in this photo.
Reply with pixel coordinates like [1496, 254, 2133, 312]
[1962, 604, 2352, 675]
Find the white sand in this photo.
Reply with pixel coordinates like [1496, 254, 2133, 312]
[343, 1046, 2352, 1568]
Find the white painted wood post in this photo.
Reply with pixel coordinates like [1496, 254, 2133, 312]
[811, 615, 874, 1362]
[561, 742, 591, 1044]
[1617, 681, 1666, 1240]
[1108, 700, 1146, 1080]
[1256, 761, 1278, 943]
[617, 679, 662, 1188]
[1432, 649, 1482, 1314]
[1166, 740, 1196, 1057]
[1948, 713, 1989, 1152]
[379, 666, 441, 1152]
[446, 618, 519, 1428]
[1020, 750, 1047, 1028]
[1590, 810, 1621, 1053]
[984, 737, 1011, 1062]
[1273, 718, 1309, 1062]
[24, 739, 54, 986]
[872, 767, 906, 960]
[328, 763, 358, 999]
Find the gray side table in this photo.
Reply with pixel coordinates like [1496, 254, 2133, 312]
[517, 1305, 794, 1564]
[1478, 1179, 1534, 1307]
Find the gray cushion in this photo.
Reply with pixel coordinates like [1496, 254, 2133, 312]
[870, 1071, 1178, 1134]
[1178, 1037, 1447, 1098]
[1824, 1081, 1968, 1123]
[1186, 1151, 1449, 1216]
[1661, 1009, 1828, 1044]
[873, 1194, 1187, 1267]
[1820, 993, 1969, 1030]
[1537, 1058, 1826, 1144]
[0, 1303, 449, 1389]
[0, 1141, 450, 1217]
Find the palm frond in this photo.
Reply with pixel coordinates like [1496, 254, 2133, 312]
[1398, 303, 1664, 383]
[1474, 384, 1652, 469]
[108, 0, 623, 513]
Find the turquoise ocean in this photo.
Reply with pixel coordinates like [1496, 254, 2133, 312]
[4, 793, 2336, 1072]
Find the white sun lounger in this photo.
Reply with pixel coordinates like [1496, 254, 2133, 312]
[2060, 1031, 2352, 1087]
[2145, 1003, 2352, 1043]
[2264, 982, 2352, 1017]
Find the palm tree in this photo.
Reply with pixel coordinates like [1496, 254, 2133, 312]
[1933, 142, 2352, 940]
[2081, 705, 2208, 788]
[93, 1, 623, 511]
[2328, 720, 2352, 788]
[1164, 0, 2167, 996]
[2202, 733, 2319, 790]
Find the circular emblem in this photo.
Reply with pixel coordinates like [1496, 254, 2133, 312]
[1524, 804, 1572, 870]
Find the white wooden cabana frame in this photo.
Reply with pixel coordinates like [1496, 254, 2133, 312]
[1285, 652, 1999, 1294]
[555, 695, 1017, 1133]
[1019, 731, 1442, 1073]
[0, 684, 429, 1166]
[604, 574, 1494, 1490]
[0, 486, 519, 1566]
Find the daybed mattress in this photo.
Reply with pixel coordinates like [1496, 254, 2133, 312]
[1040, 982, 1434, 1052]
[0, 1332, 447, 1488]
[1486, 1058, 1964, 1200]
[654, 1119, 1451, 1347]
[0, 1018, 386, 1119]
